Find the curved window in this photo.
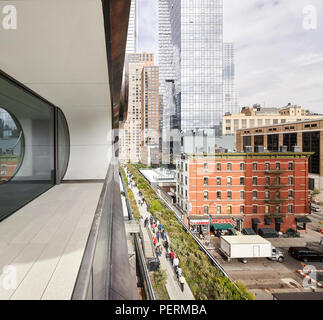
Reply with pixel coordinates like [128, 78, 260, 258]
[0, 72, 70, 221]
[57, 108, 70, 181]
[0, 108, 24, 184]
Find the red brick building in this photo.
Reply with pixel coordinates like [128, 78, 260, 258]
[0, 156, 19, 183]
[176, 152, 312, 235]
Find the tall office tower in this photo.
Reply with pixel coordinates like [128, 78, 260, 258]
[223, 43, 238, 115]
[158, 0, 175, 95]
[141, 65, 161, 165]
[159, 0, 237, 138]
[158, 0, 180, 164]
[119, 53, 154, 163]
[126, 0, 138, 54]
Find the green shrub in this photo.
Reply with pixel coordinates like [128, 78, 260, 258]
[126, 164, 254, 300]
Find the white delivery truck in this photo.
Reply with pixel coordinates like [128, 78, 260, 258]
[220, 235, 284, 263]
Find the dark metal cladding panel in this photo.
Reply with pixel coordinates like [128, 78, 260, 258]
[102, 0, 131, 128]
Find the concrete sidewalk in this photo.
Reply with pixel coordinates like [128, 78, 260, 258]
[130, 181, 195, 300]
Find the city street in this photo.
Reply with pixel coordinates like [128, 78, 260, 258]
[159, 188, 323, 299]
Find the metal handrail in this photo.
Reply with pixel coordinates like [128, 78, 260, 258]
[72, 162, 138, 300]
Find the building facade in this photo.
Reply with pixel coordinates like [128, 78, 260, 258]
[223, 104, 323, 136]
[119, 53, 160, 164]
[223, 43, 238, 116]
[176, 153, 311, 235]
[0, 0, 138, 300]
[126, 0, 138, 54]
[158, 0, 237, 137]
[141, 65, 161, 165]
[236, 118, 323, 202]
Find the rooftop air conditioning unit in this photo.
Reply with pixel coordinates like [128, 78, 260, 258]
[255, 145, 264, 153]
[292, 146, 301, 153]
[280, 145, 288, 152]
[244, 146, 253, 153]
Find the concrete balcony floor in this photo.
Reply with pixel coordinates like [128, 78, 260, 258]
[0, 182, 103, 300]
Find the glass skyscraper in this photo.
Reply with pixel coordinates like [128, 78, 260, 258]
[158, 0, 237, 136]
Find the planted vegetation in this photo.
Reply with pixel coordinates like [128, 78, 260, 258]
[151, 270, 169, 300]
[126, 164, 255, 300]
[120, 166, 140, 221]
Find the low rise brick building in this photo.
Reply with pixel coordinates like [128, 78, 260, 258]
[176, 152, 312, 235]
[236, 118, 323, 202]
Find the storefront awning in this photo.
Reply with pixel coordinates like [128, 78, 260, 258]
[275, 218, 283, 224]
[264, 218, 273, 225]
[252, 218, 260, 224]
[212, 223, 233, 230]
[295, 216, 312, 223]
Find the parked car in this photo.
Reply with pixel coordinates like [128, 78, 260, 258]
[283, 228, 300, 238]
[288, 247, 323, 262]
[258, 228, 279, 238]
[242, 228, 257, 235]
[311, 205, 321, 212]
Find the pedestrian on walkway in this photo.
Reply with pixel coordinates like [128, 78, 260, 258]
[179, 276, 185, 292]
[163, 239, 169, 253]
[152, 222, 156, 230]
[173, 256, 179, 273]
[154, 226, 159, 234]
[156, 231, 160, 242]
[153, 236, 157, 247]
[161, 230, 166, 240]
[320, 237, 323, 245]
[144, 217, 148, 228]
[156, 220, 160, 228]
[169, 250, 175, 265]
[149, 215, 153, 226]
[156, 245, 162, 257]
[177, 266, 182, 280]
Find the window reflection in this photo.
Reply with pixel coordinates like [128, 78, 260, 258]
[0, 108, 24, 184]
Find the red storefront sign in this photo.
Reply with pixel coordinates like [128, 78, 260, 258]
[190, 220, 209, 226]
[211, 218, 233, 224]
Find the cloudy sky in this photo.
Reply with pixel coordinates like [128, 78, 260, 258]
[138, 0, 323, 113]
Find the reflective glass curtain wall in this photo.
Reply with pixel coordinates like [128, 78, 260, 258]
[167, 0, 225, 134]
[0, 72, 69, 221]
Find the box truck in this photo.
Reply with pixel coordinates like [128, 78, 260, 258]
[220, 235, 284, 263]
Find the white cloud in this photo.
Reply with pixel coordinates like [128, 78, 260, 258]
[224, 0, 323, 113]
